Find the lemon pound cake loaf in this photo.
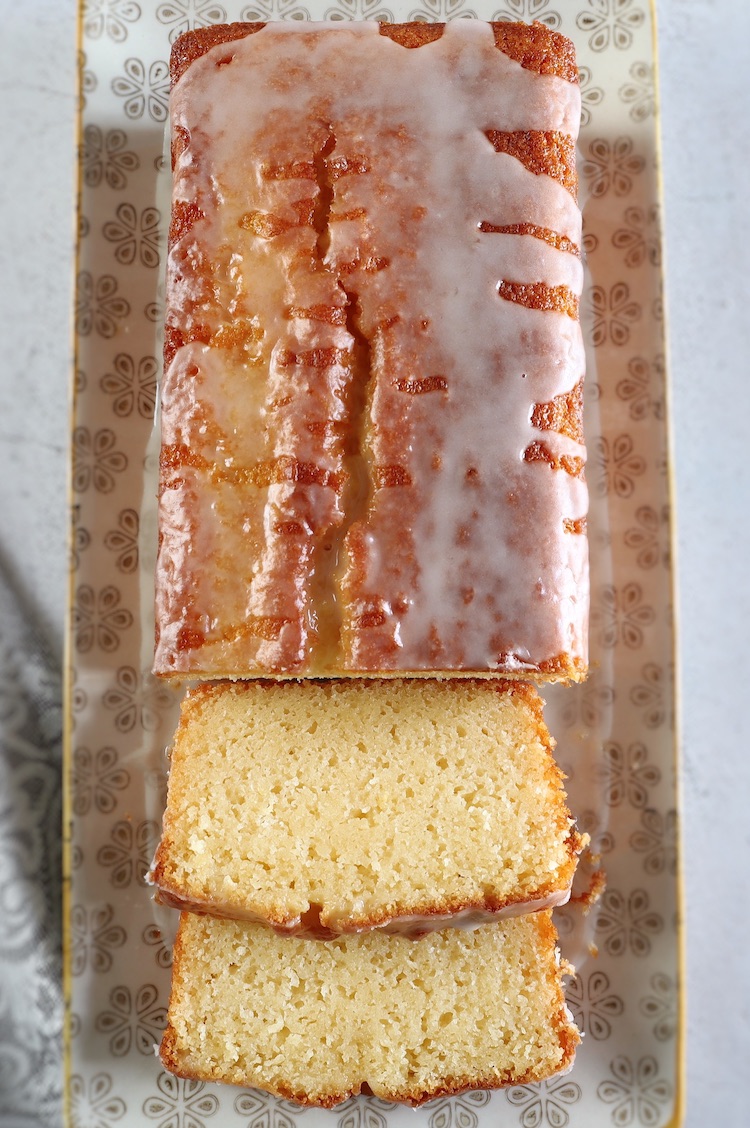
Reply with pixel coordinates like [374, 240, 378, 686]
[160, 911, 579, 1105]
[155, 20, 588, 681]
[150, 678, 584, 935]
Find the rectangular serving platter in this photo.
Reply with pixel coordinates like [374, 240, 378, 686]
[65, 2, 683, 1125]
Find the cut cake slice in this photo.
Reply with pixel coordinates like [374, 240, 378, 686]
[150, 678, 585, 936]
[160, 911, 580, 1105]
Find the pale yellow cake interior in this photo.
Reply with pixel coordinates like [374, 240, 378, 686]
[161, 912, 578, 1106]
[153, 679, 580, 931]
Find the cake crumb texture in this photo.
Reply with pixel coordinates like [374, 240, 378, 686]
[160, 912, 580, 1106]
[151, 678, 584, 933]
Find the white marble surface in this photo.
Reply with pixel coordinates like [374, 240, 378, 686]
[0, 1, 747, 1124]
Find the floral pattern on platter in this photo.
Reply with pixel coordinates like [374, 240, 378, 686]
[623, 503, 670, 571]
[71, 903, 128, 976]
[84, 0, 142, 43]
[616, 354, 665, 421]
[143, 1074, 220, 1126]
[95, 984, 168, 1057]
[101, 354, 159, 418]
[71, 504, 92, 571]
[586, 282, 642, 348]
[576, 0, 645, 53]
[595, 887, 664, 958]
[505, 1077, 581, 1126]
[157, 1, 230, 42]
[142, 923, 174, 969]
[112, 57, 171, 121]
[72, 745, 130, 815]
[638, 973, 678, 1044]
[82, 125, 140, 189]
[630, 807, 678, 876]
[591, 432, 646, 499]
[566, 969, 624, 1041]
[491, 0, 560, 28]
[619, 60, 655, 122]
[103, 204, 164, 268]
[596, 739, 661, 809]
[590, 581, 656, 650]
[233, 1089, 316, 1127]
[104, 508, 141, 573]
[581, 136, 646, 198]
[75, 271, 131, 338]
[597, 1057, 672, 1126]
[102, 666, 178, 733]
[612, 204, 661, 269]
[323, 0, 396, 18]
[630, 661, 672, 731]
[424, 1091, 490, 1128]
[240, 0, 313, 18]
[96, 819, 161, 888]
[69, 1072, 127, 1126]
[72, 584, 134, 654]
[577, 64, 604, 126]
[64, 3, 680, 1128]
[72, 426, 128, 493]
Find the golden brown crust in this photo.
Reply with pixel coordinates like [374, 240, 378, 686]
[175, 674, 573, 710]
[498, 279, 579, 319]
[491, 21, 579, 84]
[170, 20, 579, 86]
[378, 23, 446, 49]
[523, 441, 586, 478]
[159, 1032, 579, 1107]
[532, 378, 585, 444]
[170, 22, 266, 87]
[176, 677, 578, 736]
[159, 1044, 579, 1108]
[486, 130, 578, 197]
[156, 1044, 578, 1109]
[478, 220, 581, 257]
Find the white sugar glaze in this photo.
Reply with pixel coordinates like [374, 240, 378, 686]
[156, 20, 588, 675]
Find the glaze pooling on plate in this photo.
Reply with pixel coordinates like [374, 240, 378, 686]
[155, 20, 588, 678]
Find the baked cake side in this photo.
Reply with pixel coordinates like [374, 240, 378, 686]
[155, 21, 588, 680]
[160, 912, 580, 1105]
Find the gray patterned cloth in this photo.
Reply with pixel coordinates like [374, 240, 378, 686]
[0, 555, 63, 1125]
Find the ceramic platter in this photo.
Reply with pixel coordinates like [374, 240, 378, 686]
[66, 1, 682, 1125]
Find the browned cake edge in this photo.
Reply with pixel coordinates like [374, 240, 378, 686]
[159, 912, 580, 1106]
[169, 20, 580, 89]
[150, 679, 586, 934]
[154, 659, 588, 684]
[151, 868, 584, 938]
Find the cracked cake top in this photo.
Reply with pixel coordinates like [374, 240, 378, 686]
[154, 20, 588, 680]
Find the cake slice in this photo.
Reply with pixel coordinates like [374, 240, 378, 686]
[155, 20, 588, 680]
[160, 911, 579, 1105]
[150, 678, 585, 935]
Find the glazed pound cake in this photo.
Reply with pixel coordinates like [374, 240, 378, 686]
[160, 911, 580, 1105]
[150, 678, 585, 935]
[155, 20, 588, 681]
